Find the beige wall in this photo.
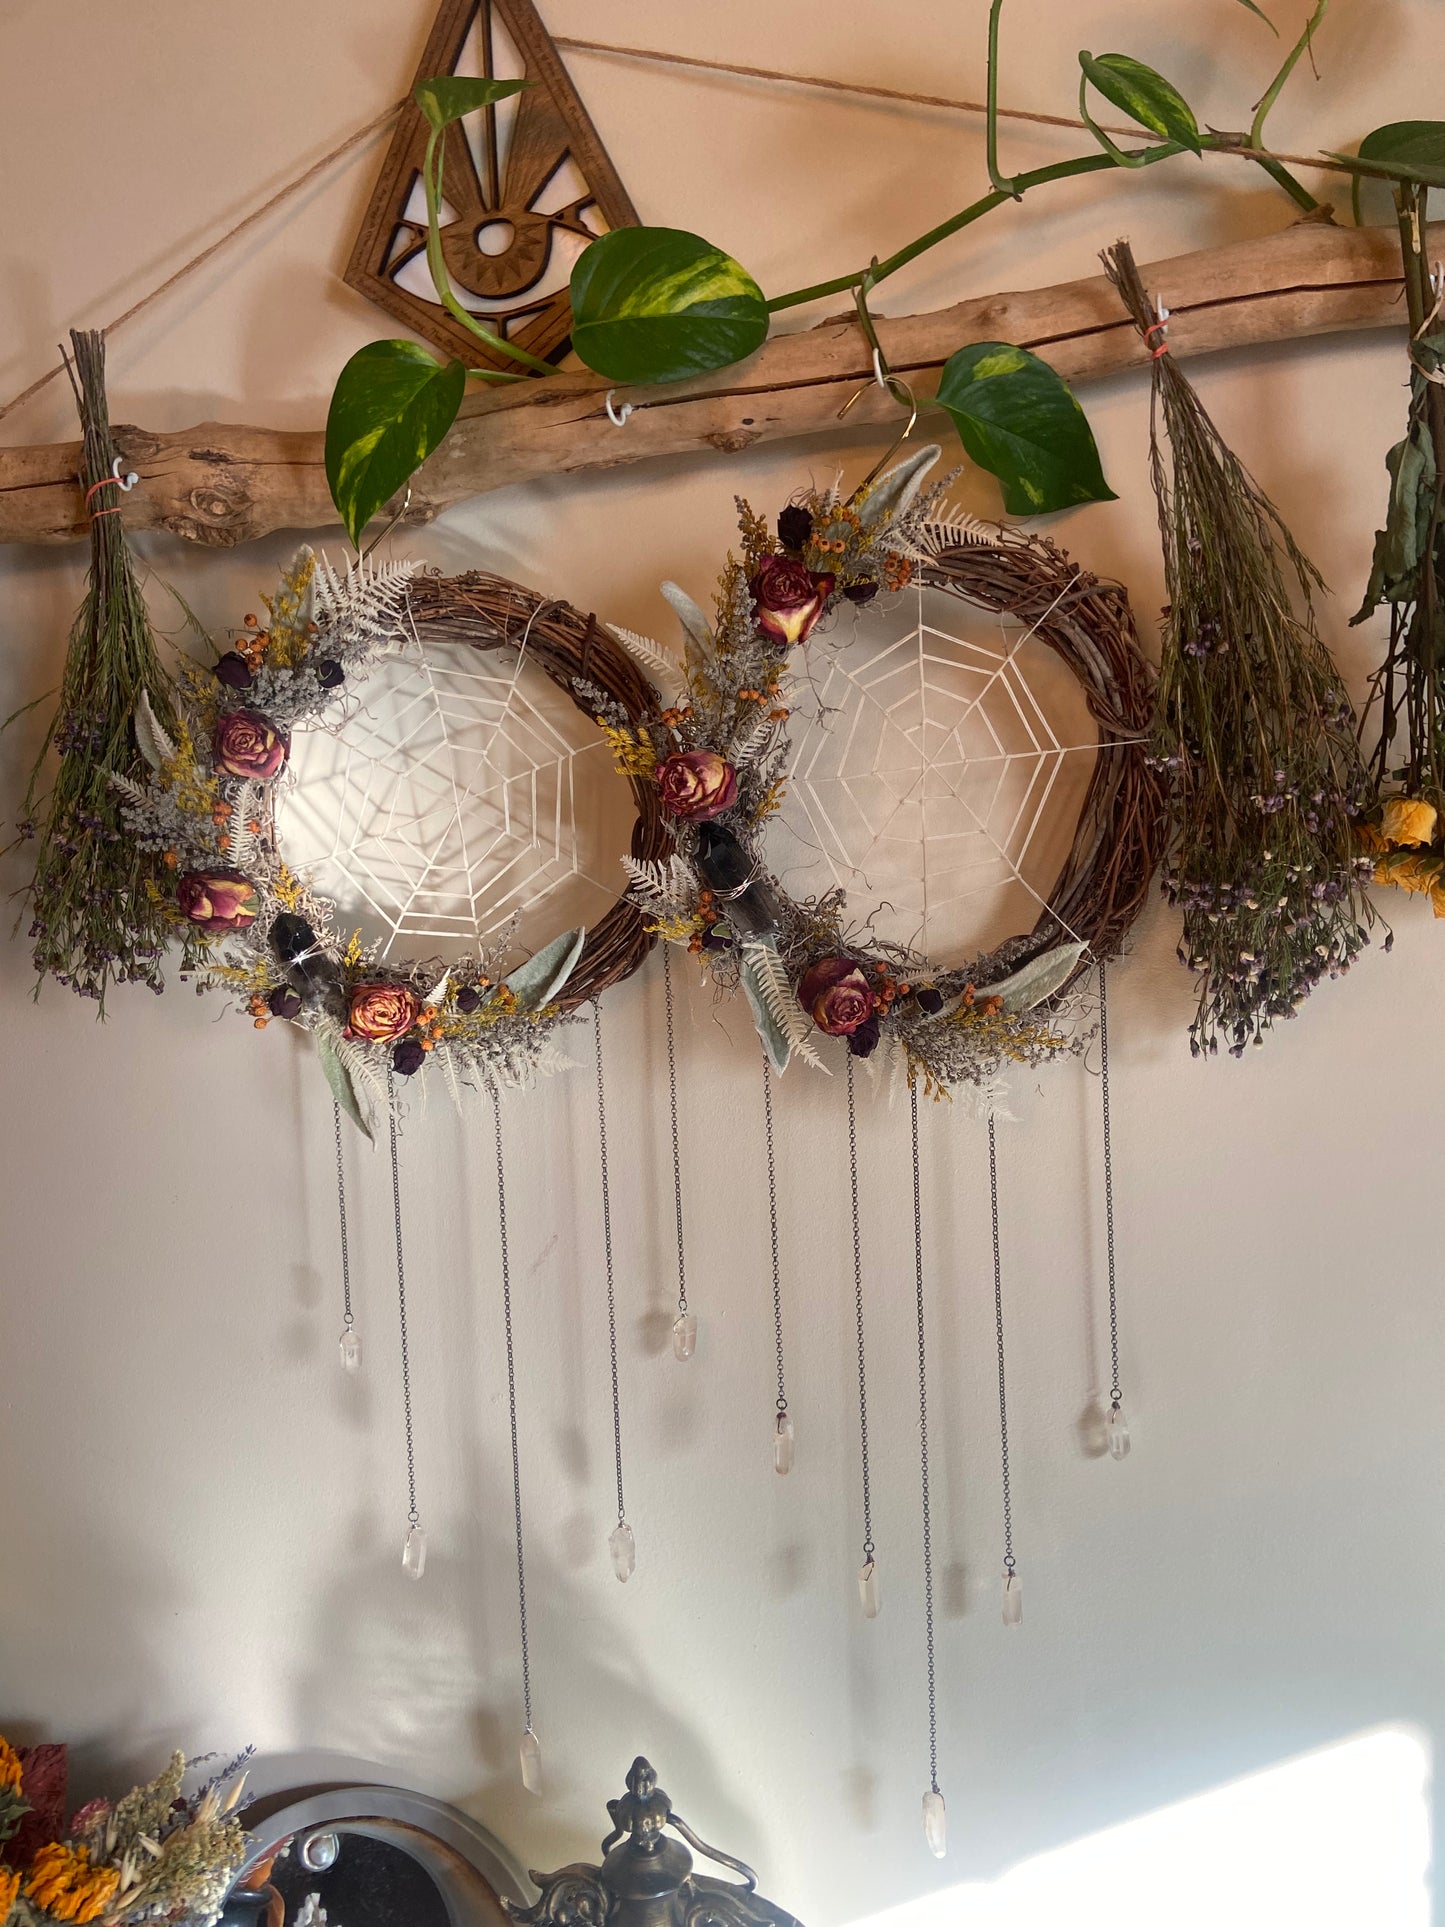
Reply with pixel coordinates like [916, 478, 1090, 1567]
[2, 4, 1441, 1923]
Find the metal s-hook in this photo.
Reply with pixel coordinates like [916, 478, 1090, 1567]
[605, 390, 634, 427]
[360, 484, 413, 561]
[836, 268, 920, 498]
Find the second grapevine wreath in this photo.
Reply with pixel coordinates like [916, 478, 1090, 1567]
[605, 446, 1165, 1093]
[116, 552, 667, 1134]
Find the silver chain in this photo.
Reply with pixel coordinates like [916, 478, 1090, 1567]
[593, 1002, 627, 1524]
[386, 1074, 418, 1529]
[848, 1059, 874, 1562]
[911, 1081, 939, 1796]
[662, 946, 689, 1318]
[1098, 960, 1123, 1412]
[761, 1047, 788, 1414]
[989, 1116, 1015, 1574]
[491, 1085, 533, 1734]
[333, 1101, 353, 1333]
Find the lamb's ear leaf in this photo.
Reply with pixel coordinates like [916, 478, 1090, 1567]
[318, 1029, 373, 1141]
[505, 927, 586, 1010]
[855, 445, 943, 527]
[740, 949, 794, 1074]
[660, 581, 714, 649]
[991, 940, 1089, 1011]
[134, 689, 177, 772]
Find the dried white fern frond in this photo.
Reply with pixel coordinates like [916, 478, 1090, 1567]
[227, 781, 259, 868]
[312, 552, 416, 659]
[108, 771, 150, 807]
[434, 1040, 466, 1116]
[727, 705, 778, 767]
[532, 1039, 577, 1078]
[607, 623, 685, 696]
[623, 853, 697, 917]
[919, 512, 1009, 555]
[316, 1015, 388, 1112]
[742, 939, 826, 1071]
[134, 690, 176, 772]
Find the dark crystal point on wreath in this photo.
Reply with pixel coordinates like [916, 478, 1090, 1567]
[270, 912, 345, 1017]
[693, 823, 782, 939]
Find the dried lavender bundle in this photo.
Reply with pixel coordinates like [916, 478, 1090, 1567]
[1102, 241, 1372, 1058]
[16, 329, 179, 1009]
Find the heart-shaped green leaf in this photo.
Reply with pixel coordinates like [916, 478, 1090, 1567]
[325, 340, 465, 547]
[414, 74, 530, 132]
[1079, 52, 1201, 154]
[570, 227, 769, 384]
[1357, 120, 1445, 186]
[937, 343, 1116, 517]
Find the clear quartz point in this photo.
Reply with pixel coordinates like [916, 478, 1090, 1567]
[858, 1557, 881, 1619]
[401, 1525, 426, 1580]
[1002, 1570, 1023, 1626]
[608, 1519, 636, 1582]
[923, 1789, 947, 1859]
[672, 1311, 697, 1360]
[339, 1324, 362, 1374]
[520, 1728, 542, 1796]
[1107, 1403, 1132, 1460]
[773, 1409, 795, 1476]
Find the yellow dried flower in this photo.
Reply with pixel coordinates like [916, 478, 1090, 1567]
[0, 1738, 21, 1797]
[1381, 795, 1438, 848]
[1375, 850, 1443, 896]
[25, 1843, 120, 1924]
[0, 1866, 20, 1921]
[597, 723, 657, 778]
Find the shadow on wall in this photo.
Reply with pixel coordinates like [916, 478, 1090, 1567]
[286, 1500, 762, 1888]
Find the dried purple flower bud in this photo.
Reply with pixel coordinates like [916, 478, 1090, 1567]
[455, 985, 483, 1014]
[844, 580, 880, 604]
[777, 504, 813, 551]
[393, 1037, 426, 1076]
[214, 652, 254, 689]
[316, 658, 345, 690]
[267, 985, 303, 1019]
[847, 1013, 882, 1057]
[915, 985, 944, 1014]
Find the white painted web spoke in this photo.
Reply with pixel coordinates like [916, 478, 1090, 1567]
[776, 582, 1126, 961]
[279, 634, 633, 964]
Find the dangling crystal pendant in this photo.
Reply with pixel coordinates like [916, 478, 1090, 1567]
[773, 1409, 795, 1475]
[672, 1311, 697, 1360]
[858, 1557, 881, 1619]
[608, 1519, 636, 1582]
[922, 1789, 947, 1858]
[401, 1525, 426, 1579]
[520, 1728, 542, 1795]
[339, 1324, 362, 1373]
[1002, 1569, 1022, 1626]
[1107, 1403, 1131, 1460]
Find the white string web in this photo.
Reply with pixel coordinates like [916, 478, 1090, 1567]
[772, 579, 1132, 962]
[277, 633, 635, 964]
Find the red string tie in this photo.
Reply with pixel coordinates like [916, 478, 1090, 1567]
[83, 457, 138, 519]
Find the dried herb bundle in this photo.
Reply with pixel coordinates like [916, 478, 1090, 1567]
[1352, 181, 1445, 900]
[17, 329, 178, 1009]
[1102, 240, 1373, 1057]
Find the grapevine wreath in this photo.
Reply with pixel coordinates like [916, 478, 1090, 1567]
[602, 446, 1165, 1093]
[116, 551, 667, 1135]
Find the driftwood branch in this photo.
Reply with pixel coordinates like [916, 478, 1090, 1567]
[1, 219, 1426, 549]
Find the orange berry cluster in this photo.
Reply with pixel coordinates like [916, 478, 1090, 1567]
[811, 506, 862, 555]
[882, 551, 913, 591]
[248, 993, 271, 1029]
[687, 887, 719, 955]
[235, 612, 271, 671]
[960, 983, 1004, 1016]
[416, 1006, 447, 1052]
[660, 705, 694, 729]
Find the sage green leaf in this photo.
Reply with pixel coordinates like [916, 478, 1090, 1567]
[317, 1030, 373, 1142]
[414, 74, 530, 132]
[325, 340, 465, 547]
[1079, 52, 1201, 154]
[1234, 0, 1277, 32]
[740, 946, 795, 1074]
[990, 941, 1088, 1012]
[937, 343, 1116, 517]
[504, 927, 586, 1011]
[570, 228, 769, 384]
[1357, 120, 1445, 187]
[660, 581, 714, 649]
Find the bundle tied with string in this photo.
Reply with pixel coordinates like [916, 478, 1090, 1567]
[17, 329, 179, 1008]
[1101, 240, 1374, 1058]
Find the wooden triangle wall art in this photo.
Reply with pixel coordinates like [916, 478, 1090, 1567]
[345, 0, 639, 374]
